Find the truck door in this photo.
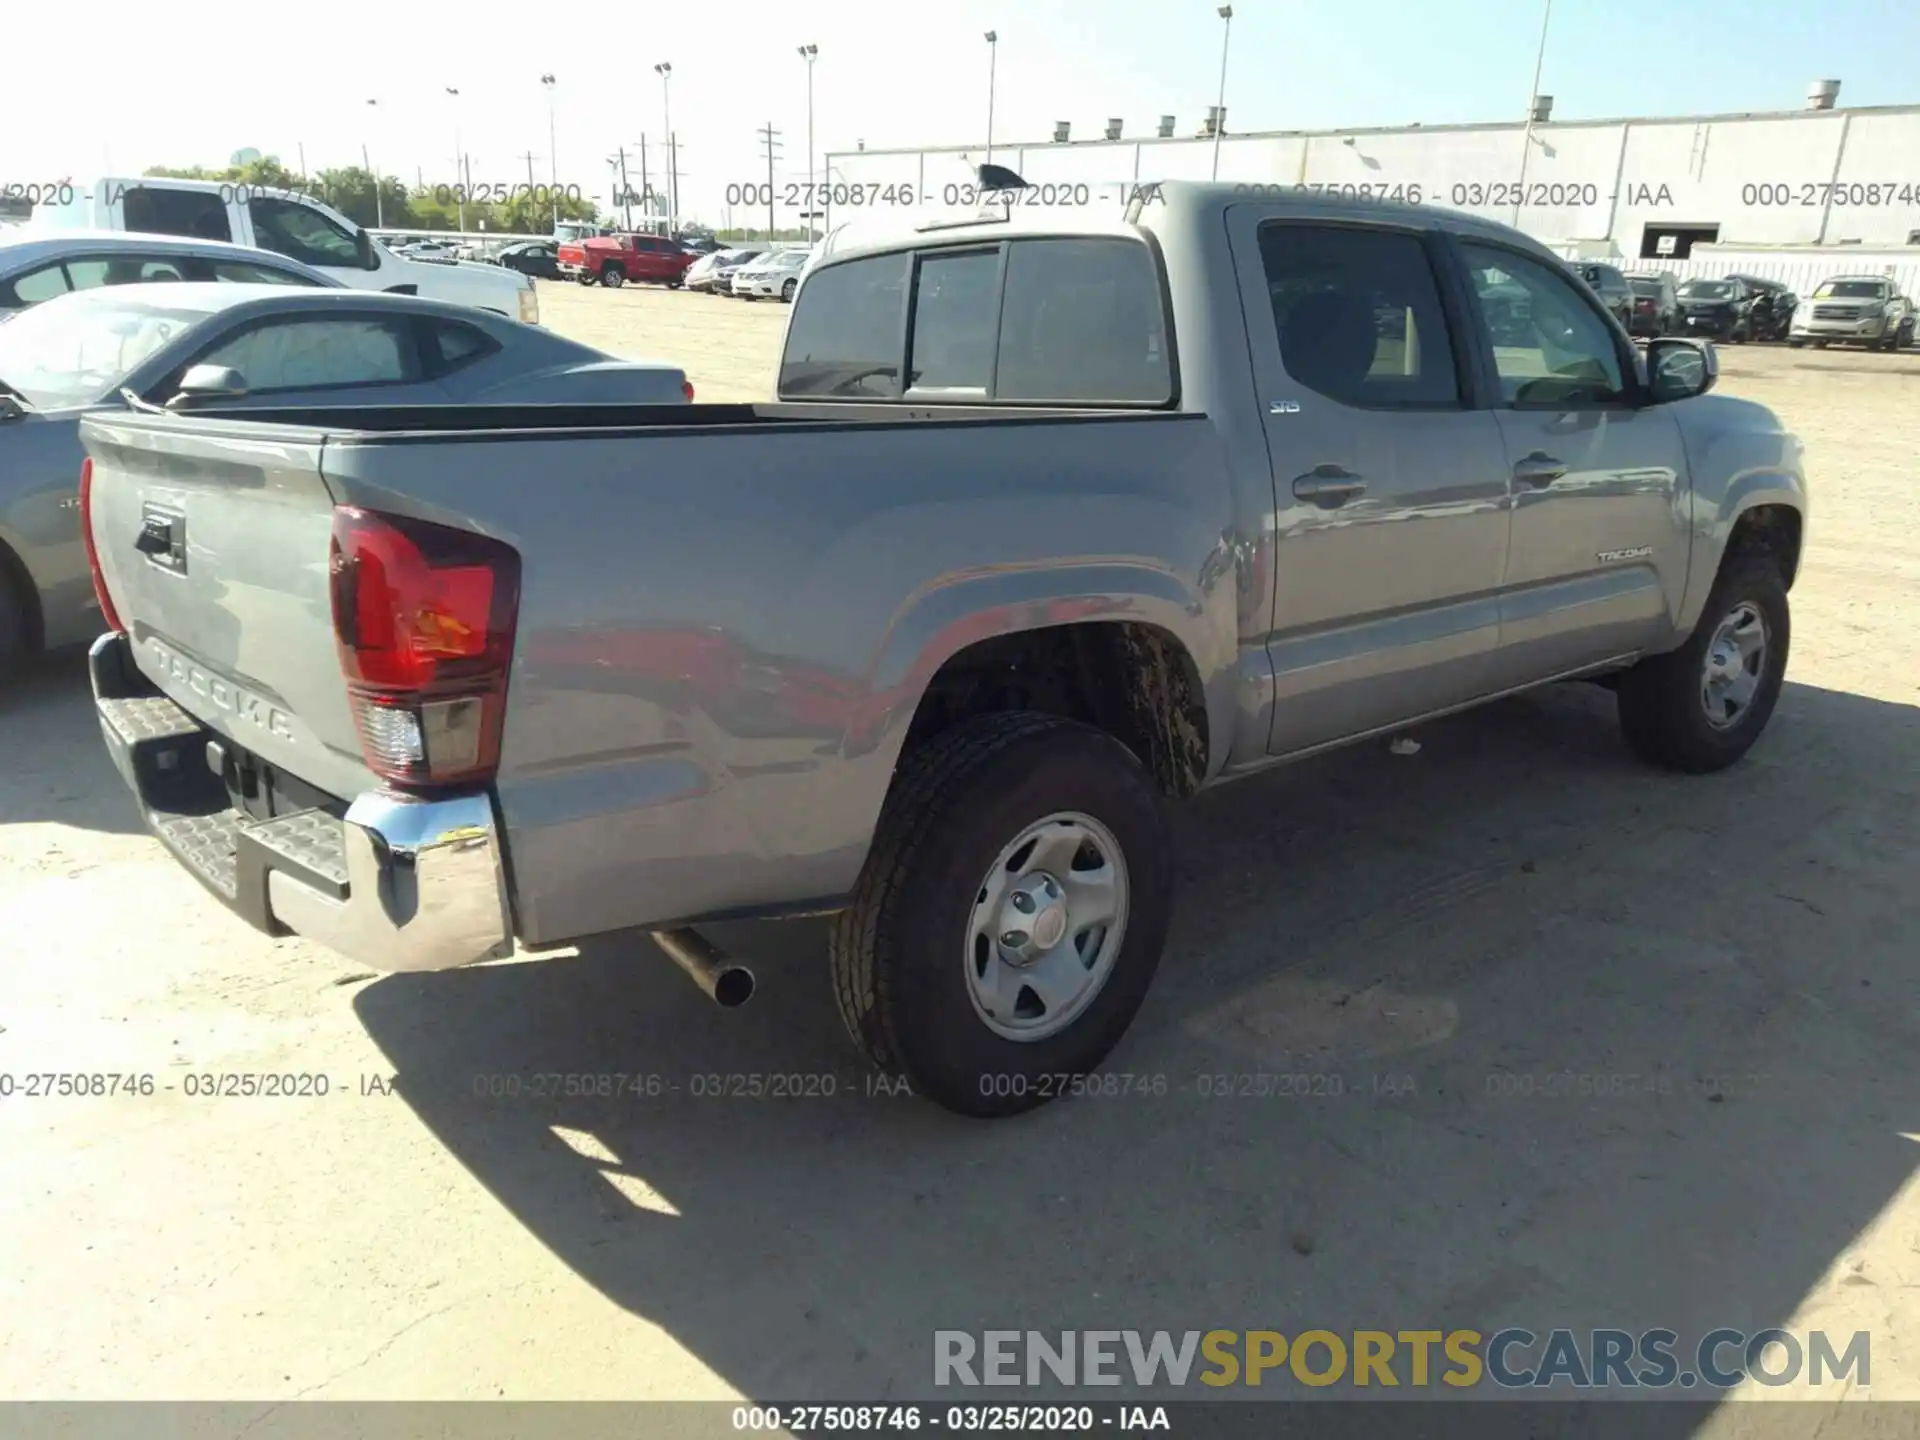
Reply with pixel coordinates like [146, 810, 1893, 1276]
[1227, 208, 1514, 756]
[1447, 238, 1689, 689]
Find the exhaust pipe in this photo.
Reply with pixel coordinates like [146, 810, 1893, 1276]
[650, 927, 756, 1008]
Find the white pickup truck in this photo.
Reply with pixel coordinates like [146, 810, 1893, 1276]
[27, 178, 538, 325]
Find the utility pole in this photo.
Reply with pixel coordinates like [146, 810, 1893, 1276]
[638, 136, 651, 232]
[669, 135, 686, 237]
[653, 63, 674, 228]
[1211, 6, 1233, 182]
[540, 74, 559, 231]
[446, 86, 466, 231]
[364, 99, 384, 227]
[518, 150, 540, 229]
[1512, 0, 1555, 227]
[758, 123, 783, 240]
[984, 31, 998, 165]
[798, 45, 818, 241]
[611, 148, 633, 229]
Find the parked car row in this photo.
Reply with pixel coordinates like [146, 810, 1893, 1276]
[1579, 260, 1912, 350]
[0, 227, 691, 680]
[29, 179, 539, 324]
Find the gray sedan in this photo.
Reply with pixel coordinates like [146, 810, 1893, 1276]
[1, 229, 338, 317]
[0, 284, 689, 674]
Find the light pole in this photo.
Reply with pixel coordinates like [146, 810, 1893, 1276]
[984, 31, 998, 165]
[445, 86, 466, 231]
[1211, 6, 1233, 181]
[364, 99, 383, 228]
[654, 62, 673, 233]
[798, 45, 817, 240]
[541, 74, 559, 232]
[1512, 0, 1554, 227]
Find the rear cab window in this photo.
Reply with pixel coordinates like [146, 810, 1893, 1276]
[780, 235, 1173, 406]
[123, 186, 232, 242]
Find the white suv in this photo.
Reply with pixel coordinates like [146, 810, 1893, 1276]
[1788, 275, 1914, 351]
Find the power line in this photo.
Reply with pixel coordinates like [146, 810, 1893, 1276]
[758, 123, 783, 241]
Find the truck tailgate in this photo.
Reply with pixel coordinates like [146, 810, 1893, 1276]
[83, 414, 375, 802]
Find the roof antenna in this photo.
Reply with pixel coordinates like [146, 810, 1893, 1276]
[976, 162, 1028, 193]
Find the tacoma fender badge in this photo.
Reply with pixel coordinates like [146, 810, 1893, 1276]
[1597, 545, 1654, 563]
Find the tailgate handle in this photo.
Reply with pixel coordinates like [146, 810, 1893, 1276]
[135, 521, 174, 556]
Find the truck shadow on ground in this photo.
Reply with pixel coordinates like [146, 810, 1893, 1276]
[354, 678, 1919, 1414]
[0, 650, 143, 836]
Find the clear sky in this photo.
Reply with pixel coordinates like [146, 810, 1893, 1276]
[6, 0, 1916, 226]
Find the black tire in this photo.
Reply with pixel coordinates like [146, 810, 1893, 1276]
[601, 265, 624, 288]
[1786, 338, 1804, 349]
[829, 712, 1175, 1118]
[1616, 548, 1789, 773]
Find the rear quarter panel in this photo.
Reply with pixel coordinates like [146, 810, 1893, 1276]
[319, 412, 1240, 943]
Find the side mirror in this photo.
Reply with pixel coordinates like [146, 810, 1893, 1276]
[1645, 338, 1717, 404]
[166, 364, 250, 409]
[357, 229, 382, 271]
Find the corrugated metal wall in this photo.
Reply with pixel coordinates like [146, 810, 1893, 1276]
[827, 107, 1920, 256]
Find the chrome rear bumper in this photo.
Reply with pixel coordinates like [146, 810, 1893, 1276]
[90, 632, 513, 973]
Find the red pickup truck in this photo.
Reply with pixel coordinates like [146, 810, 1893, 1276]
[556, 233, 695, 289]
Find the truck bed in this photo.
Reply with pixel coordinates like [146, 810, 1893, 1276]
[80, 400, 1235, 949]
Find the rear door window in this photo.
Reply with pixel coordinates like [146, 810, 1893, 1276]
[122, 186, 232, 241]
[1258, 222, 1460, 408]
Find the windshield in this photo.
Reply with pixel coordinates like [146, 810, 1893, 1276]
[0, 297, 205, 408]
[1628, 278, 1664, 297]
[1812, 280, 1887, 299]
[1678, 280, 1733, 300]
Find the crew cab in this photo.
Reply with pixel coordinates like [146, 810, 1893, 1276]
[79, 181, 1806, 1118]
[557, 233, 695, 288]
[28, 179, 538, 325]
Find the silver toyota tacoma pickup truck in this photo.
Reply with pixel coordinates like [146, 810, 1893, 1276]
[79, 183, 1807, 1117]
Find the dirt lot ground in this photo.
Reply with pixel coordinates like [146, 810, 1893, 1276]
[3, 281, 1917, 1425]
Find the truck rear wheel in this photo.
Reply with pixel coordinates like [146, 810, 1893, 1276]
[829, 712, 1174, 1118]
[1616, 548, 1789, 773]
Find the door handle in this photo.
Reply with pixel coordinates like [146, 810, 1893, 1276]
[1291, 464, 1366, 507]
[1512, 451, 1567, 488]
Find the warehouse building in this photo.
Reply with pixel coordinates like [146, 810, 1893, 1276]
[824, 84, 1920, 267]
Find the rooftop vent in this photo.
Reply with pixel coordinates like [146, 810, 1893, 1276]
[1807, 79, 1841, 110]
[1105, 117, 1123, 141]
[1053, 121, 1071, 143]
[1158, 115, 1176, 138]
[1531, 94, 1553, 123]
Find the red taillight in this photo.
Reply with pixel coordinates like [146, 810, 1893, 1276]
[329, 507, 520, 789]
[682, 378, 695, 402]
[78, 457, 125, 634]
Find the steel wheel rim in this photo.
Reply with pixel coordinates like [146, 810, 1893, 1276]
[964, 811, 1130, 1043]
[1701, 600, 1768, 730]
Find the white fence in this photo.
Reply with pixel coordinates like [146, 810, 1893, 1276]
[1614, 250, 1920, 296]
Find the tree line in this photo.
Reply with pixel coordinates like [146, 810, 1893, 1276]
[143, 157, 602, 235]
